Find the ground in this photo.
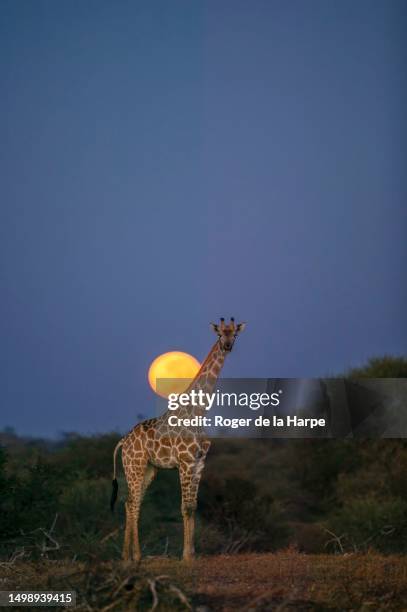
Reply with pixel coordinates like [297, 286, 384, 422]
[1, 552, 406, 611]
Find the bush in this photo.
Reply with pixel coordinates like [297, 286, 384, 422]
[0, 446, 17, 538]
[346, 356, 407, 378]
[199, 475, 288, 552]
[56, 477, 121, 559]
[327, 495, 407, 553]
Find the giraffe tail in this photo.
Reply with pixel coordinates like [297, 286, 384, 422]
[110, 439, 123, 512]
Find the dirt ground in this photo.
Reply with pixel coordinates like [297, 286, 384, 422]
[1, 552, 407, 611]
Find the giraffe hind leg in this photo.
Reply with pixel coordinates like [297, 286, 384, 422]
[131, 465, 158, 560]
[123, 498, 135, 561]
[122, 467, 145, 562]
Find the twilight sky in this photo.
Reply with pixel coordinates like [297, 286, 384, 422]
[1, 0, 406, 437]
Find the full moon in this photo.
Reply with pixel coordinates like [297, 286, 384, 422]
[148, 351, 201, 398]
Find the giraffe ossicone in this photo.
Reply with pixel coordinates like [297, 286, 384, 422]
[110, 317, 246, 561]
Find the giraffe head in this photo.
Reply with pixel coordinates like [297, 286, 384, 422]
[210, 317, 246, 352]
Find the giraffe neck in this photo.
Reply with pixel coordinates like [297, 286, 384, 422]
[168, 340, 227, 419]
[187, 340, 227, 395]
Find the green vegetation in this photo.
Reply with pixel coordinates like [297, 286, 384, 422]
[346, 355, 407, 378]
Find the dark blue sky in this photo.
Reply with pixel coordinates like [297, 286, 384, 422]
[1, 1, 406, 437]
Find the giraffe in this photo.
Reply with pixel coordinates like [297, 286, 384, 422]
[110, 317, 246, 561]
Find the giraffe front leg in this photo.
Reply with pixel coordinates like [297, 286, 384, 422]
[179, 460, 205, 561]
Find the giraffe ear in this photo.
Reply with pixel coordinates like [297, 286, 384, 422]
[210, 323, 220, 334]
[236, 322, 246, 333]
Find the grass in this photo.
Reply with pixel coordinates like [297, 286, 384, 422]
[1, 552, 407, 611]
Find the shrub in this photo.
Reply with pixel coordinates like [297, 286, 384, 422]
[199, 475, 288, 552]
[346, 356, 407, 378]
[327, 495, 407, 553]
